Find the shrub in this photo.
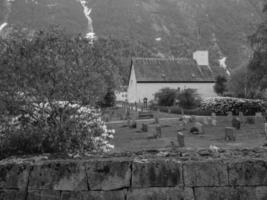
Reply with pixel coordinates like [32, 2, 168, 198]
[214, 75, 228, 96]
[99, 88, 116, 108]
[177, 89, 201, 109]
[154, 88, 178, 106]
[0, 101, 115, 159]
[200, 97, 265, 115]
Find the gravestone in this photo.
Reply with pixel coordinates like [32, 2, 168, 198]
[141, 124, 148, 132]
[232, 117, 241, 130]
[189, 116, 197, 123]
[225, 127, 236, 141]
[207, 117, 212, 125]
[227, 111, 233, 122]
[194, 122, 204, 134]
[202, 116, 209, 125]
[255, 112, 265, 124]
[239, 112, 245, 123]
[177, 132, 185, 147]
[130, 120, 137, 129]
[155, 125, 162, 138]
[211, 113, 217, 126]
[154, 115, 159, 124]
[127, 118, 131, 127]
[246, 116, 255, 124]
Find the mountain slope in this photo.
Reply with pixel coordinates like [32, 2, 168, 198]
[0, 0, 265, 71]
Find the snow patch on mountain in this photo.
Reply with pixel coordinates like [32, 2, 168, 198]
[78, 0, 96, 40]
[0, 0, 15, 33]
[219, 57, 231, 76]
[0, 22, 8, 33]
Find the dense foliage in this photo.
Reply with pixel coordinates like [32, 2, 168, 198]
[247, 3, 267, 95]
[177, 89, 201, 110]
[200, 97, 265, 115]
[0, 102, 115, 159]
[214, 75, 228, 96]
[154, 88, 178, 107]
[0, 26, 117, 158]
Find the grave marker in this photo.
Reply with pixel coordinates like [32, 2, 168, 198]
[194, 122, 205, 134]
[255, 112, 265, 124]
[239, 112, 245, 123]
[155, 125, 162, 138]
[225, 127, 236, 141]
[142, 124, 148, 132]
[177, 132, 185, 147]
[203, 117, 209, 125]
[211, 113, 217, 126]
[227, 111, 233, 122]
[232, 117, 241, 130]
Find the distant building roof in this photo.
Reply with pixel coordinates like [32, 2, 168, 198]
[131, 57, 227, 83]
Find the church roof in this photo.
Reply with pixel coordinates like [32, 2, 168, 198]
[131, 57, 227, 83]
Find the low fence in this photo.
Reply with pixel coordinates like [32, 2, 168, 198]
[0, 150, 267, 200]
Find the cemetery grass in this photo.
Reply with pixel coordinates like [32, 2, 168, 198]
[108, 116, 267, 153]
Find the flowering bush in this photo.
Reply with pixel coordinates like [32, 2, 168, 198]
[200, 97, 265, 115]
[0, 101, 115, 159]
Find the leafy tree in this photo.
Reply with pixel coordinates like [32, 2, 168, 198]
[100, 88, 116, 108]
[0, 26, 120, 111]
[0, 26, 118, 156]
[214, 75, 228, 96]
[247, 2, 267, 94]
[154, 88, 178, 106]
[177, 89, 201, 109]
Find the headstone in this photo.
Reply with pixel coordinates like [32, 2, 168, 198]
[131, 120, 137, 129]
[155, 125, 162, 138]
[189, 116, 196, 123]
[202, 116, 209, 125]
[227, 111, 233, 122]
[181, 108, 184, 116]
[207, 117, 212, 125]
[177, 132, 185, 147]
[142, 124, 148, 132]
[246, 116, 255, 124]
[154, 115, 159, 124]
[211, 113, 217, 126]
[255, 112, 264, 124]
[194, 122, 205, 134]
[127, 118, 131, 127]
[225, 127, 236, 141]
[239, 112, 245, 123]
[232, 117, 241, 130]
[168, 108, 171, 114]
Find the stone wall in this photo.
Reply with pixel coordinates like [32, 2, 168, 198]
[1, 153, 267, 200]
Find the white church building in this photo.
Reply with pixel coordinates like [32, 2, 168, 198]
[127, 51, 228, 103]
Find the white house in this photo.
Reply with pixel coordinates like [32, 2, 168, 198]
[127, 52, 228, 103]
[115, 87, 128, 102]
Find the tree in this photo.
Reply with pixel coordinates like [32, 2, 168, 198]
[0, 26, 118, 156]
[214, 75, 227, 96]
[247, 2, 267, 94]
[154, 88, 178, 106]
[100, 88, 116, 107]
[0, 26, 120, 111]
[177, 89, 201, 109]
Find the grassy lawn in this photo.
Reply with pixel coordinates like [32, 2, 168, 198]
[107, 116, 267, 153]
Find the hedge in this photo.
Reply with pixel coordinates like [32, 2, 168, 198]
[200, 97, 265, 115]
